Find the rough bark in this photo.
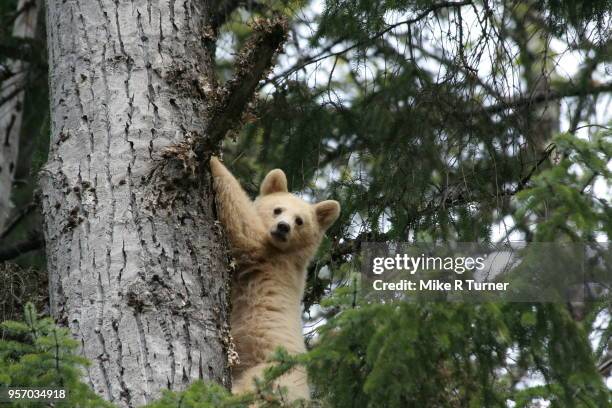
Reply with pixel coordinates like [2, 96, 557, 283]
[41, 1, 232, 406]
[0, 0, 39, 231]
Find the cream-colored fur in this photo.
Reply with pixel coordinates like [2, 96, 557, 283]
[210, 157, 340, 401]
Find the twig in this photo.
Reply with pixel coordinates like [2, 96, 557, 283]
[512, 143, 556, 193]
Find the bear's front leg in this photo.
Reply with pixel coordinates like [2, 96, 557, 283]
[210, 157, 267, 257]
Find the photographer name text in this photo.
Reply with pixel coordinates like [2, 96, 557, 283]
[372, 279, 509, 292]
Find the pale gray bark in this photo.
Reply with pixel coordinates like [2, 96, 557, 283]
[0, 0, 39, 231]
[41, 1, 232, 406]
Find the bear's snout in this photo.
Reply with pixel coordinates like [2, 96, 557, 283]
[276, 221, 291, 234]
[271, 221, 291, 242]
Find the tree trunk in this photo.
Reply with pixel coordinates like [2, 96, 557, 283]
[41, 1, 231, 406]
[0, 0, 39, 231]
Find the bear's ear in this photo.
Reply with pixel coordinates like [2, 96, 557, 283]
[260, 169, 288, 196]
[314, 200, 340, 230]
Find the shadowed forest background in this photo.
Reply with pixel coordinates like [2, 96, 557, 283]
[0, 0, 611, 406]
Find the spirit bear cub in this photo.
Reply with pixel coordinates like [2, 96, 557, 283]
[210, 157, 340, 400]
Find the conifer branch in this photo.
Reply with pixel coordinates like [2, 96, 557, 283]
[265, 1, 473, 86]
[483, 81, 612, 114]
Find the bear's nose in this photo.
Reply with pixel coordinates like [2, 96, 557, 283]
[276, 221, 291, 234]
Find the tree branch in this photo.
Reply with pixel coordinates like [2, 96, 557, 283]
[201, 16, 288, 153]
[0, 81, 24, 107]
[264, 1, 473, 86]
[0, 201, 38, 239]
[0, 234, 43, 262]
[483, 81, 612, 114]
[417, 144, 556, 217]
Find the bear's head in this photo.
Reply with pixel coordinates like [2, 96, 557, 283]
[254, 168, 340, 252]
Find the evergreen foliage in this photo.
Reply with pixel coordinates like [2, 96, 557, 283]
[306, 290, 610, 407]
[0, 0, 611, 406]
[0, 305, 315, 408]
[0, 303, 113, 407]
[515, 131, 612, 242]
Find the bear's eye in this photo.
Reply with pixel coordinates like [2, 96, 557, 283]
[295, 217, 303, 226]
[273, 208, 283, 215]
